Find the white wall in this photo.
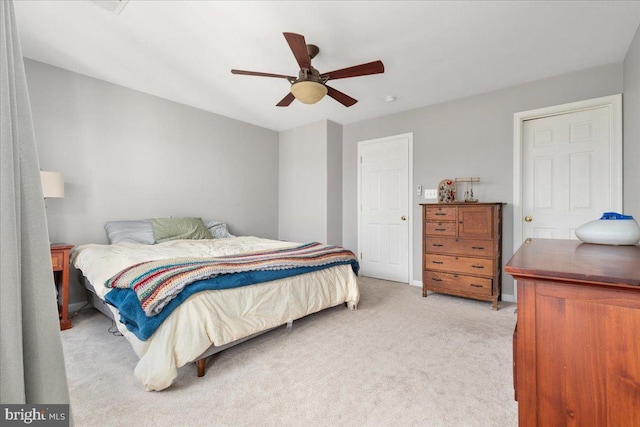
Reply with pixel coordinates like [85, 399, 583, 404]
[26, 59, 280, 308]
[342, 63, 624, 298]
[623, 24, 640, 220]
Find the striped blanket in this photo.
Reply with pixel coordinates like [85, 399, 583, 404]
[106, 242, 359, 317]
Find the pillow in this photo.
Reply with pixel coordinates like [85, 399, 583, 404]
[204, 219, 233, 239]
[104, 220, 155, 245]
[151, 217, 212, 243]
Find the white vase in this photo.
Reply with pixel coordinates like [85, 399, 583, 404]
[575, 213, 640, 245]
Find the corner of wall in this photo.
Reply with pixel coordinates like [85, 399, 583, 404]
[623, 22, 640, 219]
[326, 121, 343, 245]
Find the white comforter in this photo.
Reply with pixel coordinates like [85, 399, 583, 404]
[71, 236, 360, 391]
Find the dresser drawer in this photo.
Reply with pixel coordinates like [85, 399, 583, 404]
[425, 237, 495, 257]
[425, 254, 494, 276]
[51, 252, 64, 271]
[425, 206, 457, 221]
[424, 221, 457, 236]
[424, 270, 493, 296]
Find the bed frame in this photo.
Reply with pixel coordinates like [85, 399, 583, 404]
[82, 276, 286, 377]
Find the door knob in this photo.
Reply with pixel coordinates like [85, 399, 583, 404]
[401, 215, 407, 221]
[524, 216, 532, 222]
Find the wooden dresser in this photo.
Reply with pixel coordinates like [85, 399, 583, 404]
[421, 202, 503, 310]
[506, 239, 640, 426]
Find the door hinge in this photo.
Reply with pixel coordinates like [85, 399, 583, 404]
[360, 156, 362, 164]
[360, 252, 363, 259]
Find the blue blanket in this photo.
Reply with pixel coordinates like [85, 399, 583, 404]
[105, 261, 358, 341]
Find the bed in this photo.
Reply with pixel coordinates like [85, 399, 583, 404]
[71, 220, 360, 391]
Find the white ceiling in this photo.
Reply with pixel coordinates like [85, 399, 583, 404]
[13, 0, 640, 132]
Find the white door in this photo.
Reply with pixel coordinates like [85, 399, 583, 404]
[358, 134, 412, 283]
[514, 95, 622, 301]
[522, 106, 616, 239]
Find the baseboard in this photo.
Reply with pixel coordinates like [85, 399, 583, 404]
[409, 280, 515, 303]
[501, 294, 515, 303]
[69, 301, 87, 314]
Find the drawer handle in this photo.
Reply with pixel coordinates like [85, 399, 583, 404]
[434, 228, 446, 231]
[471, 265, 485, 269]
[431, 278, 442, 282]
[471, 246, 485, 250]
[470, 284, 483, 288]
[432, 244, 444, 247]
[432, 261, 444, 264]
[434, 213, 446, 216]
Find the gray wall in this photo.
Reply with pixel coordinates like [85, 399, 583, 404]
[279, 121, 328, 243]
[26, 59, 279, 308]
[624, 24, 640, 220]
[278, 119, 343, 245]
[326, 120, 343, 246]
[342, 63, 624, 298]
[27, 33, 638, 308]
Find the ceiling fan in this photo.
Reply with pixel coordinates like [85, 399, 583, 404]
[231, 32, 384, 107]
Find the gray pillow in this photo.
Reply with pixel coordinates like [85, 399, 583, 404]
[104, 220, 155, 245]
[204, 219, 233, 239]
[151, 217, 212, 243]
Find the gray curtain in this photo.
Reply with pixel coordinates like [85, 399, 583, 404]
[0, 0, 70, 406]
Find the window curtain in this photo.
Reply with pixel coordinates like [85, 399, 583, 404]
[0, 0, 71, 408]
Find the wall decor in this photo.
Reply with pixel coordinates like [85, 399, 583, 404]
[438, 179, 457, 203]
[455, 177, 480, 203]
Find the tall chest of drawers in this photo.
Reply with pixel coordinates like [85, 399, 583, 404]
[421, 202, 504, 310]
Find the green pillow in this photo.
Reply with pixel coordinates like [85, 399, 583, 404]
[151, 217, 212, 243]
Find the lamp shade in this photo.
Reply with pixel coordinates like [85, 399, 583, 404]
[40, 171, 65, 198]
[290, 81, 328, 104]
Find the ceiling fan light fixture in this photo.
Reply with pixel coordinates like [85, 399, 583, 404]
[290, 81, 327, 104]
[231, 32, 383, 107]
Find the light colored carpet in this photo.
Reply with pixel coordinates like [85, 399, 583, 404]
[61, 277, 518, 427]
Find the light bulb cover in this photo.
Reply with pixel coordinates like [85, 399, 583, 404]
[290, 81, 328, 104]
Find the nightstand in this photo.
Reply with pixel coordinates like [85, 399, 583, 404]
[50, 243, 74, 330]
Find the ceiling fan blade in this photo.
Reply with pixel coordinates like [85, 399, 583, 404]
[283, 32, 311, 70]
[231, 69, 295, 80]
[321, 60, 384, 80]
[327, 86, 358, 107]
[276, 92, 295, 107]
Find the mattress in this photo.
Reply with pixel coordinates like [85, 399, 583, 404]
[71, 236, 360, 391]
